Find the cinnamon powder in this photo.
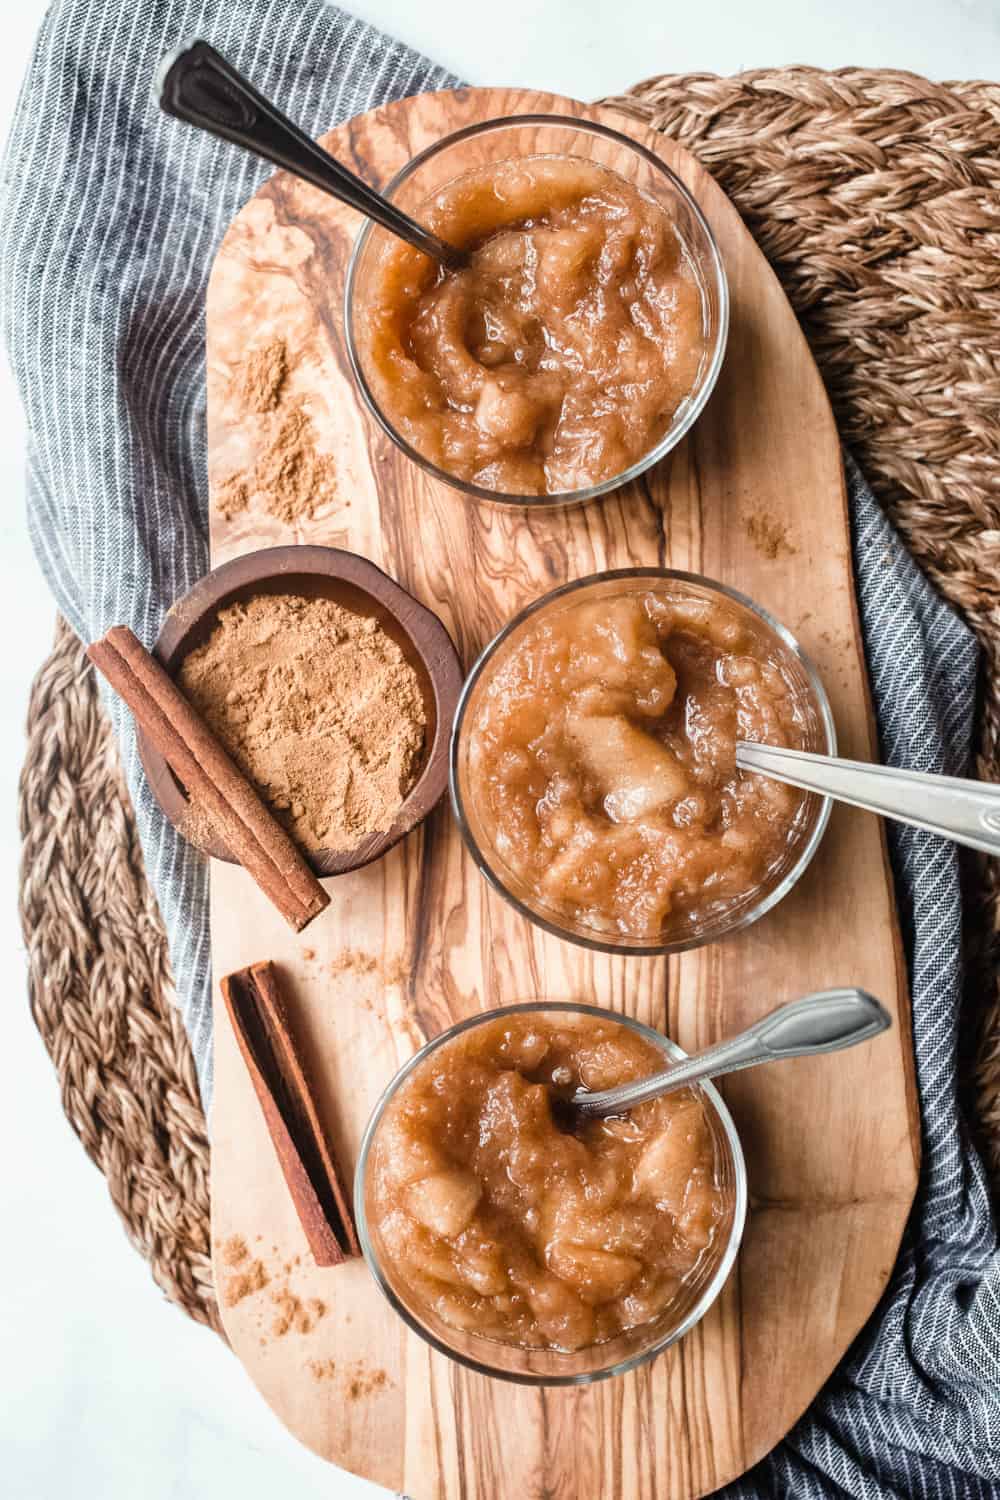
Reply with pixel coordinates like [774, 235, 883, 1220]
[270, 1289, 326, 1337]
[236, 339, 288, 414]
[307, 1358, 390, 1397]
[221, 1234, 250, 1267]
[215, 473, 252, 521]
[179, 593, 426, 853]
[217, 1238, 329, 1342]
[253, 399, 338, 525]
[217, 339, 337, 524]
[327, 950, 409, 984]
[347, 1367, 389, 1400]
[223, 1257, 269, 1307]
[745, 508, 797, 561]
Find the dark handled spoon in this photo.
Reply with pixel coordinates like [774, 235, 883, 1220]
[154, 39, 467, 271]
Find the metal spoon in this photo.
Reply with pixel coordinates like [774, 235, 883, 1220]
[155, 40, 466, 272]
[566, 987, 889, 1121]
[736, 741, 1000, 857]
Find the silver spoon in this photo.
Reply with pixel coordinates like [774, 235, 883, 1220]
[736, 742, 1000, 857]
[155, 40, 467, 272]
[567, 988, 889, 1121]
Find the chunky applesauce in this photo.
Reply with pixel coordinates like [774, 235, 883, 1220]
[356, 157, 707, 495]
[463, 586, 816, 940]
[367, 1012, 727, 1351]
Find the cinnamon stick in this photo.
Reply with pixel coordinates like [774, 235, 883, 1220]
[87, 626, 329, 932]
[220, 961, 360, 1266]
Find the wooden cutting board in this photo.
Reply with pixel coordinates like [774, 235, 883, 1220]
[205, 87, 918, 1498]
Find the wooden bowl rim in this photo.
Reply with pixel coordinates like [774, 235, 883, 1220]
[137, 544, 464, 877]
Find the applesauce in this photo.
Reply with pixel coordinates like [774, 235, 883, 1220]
[460, 581, 823, 943]
[355, 156, 708, 496]
[367, 1012, 728, 1352]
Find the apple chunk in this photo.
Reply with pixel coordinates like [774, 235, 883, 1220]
[547, 1242, 642, 1302]
[565, 713, 688, 821]
[404, 1170, 482, 1238]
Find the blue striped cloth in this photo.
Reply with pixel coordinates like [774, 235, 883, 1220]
[1, 0, 458, 1094]
[2, 2, 998, 1495]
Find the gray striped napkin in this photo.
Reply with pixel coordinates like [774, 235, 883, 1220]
[3, 2, 999, 1495]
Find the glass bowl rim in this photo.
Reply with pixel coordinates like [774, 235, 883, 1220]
[449, 567, 837, 956]
[343, 112, 730, 508]
[353, 999, 749, 1386]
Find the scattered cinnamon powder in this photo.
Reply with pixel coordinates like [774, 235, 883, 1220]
[179, 594, 426, 853]
[306, 1357, 390, 1396]
[224, 1257, 270, 1307]
[348, 1367, 389, 1400]
[745, 508, 797, 561]
[329, 951, 379, 979]
[221, 1234, 249, 1268]
[255, 399, 339, 525]
[216, 339, 337, 524]
[328, 950, 409, 984]
[270, 1289, 327, 1337]
[223, 1241, 335, 1345]
[236, 339, 288, 414]
[270, 1291, 300, 1337]
[215, 473, 252, 522]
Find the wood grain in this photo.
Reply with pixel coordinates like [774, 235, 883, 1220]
[206, 87, 918, 1498]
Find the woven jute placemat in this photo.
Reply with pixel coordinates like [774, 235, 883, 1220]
[19, 68, 1000, 1333]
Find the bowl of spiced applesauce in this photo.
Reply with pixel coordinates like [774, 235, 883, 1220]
[355, 1003, 746, 1383]
[451, 570, 835, 955]
[344, 116, 728, 506]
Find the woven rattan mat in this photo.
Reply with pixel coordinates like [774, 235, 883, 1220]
[19, 68, 1000, 1332]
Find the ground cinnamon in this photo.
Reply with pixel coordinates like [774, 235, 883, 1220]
[180, 594, 425, 853]
[270, 1289, 326, 1337]
[224, 1257, 269, 1307]
[217, 339, 337, 525]
[236, 339, 288, 414]
[305, 1358, 390, 1396]
[221, 1234, 250, 1267]
[255, 400, 338, 525]
[745, 508, 797, 560]
[87, 625, 329, 932]
[347, 1367, 389, 1400]
[326, 950, 409, 984]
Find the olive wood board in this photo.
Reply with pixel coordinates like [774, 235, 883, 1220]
[205, 86, 917, 1500]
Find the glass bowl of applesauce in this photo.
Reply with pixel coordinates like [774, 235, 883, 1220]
[450, 569, 835, 955]
[355, 1002, 747, 1384]
[344, 115, 728, 507]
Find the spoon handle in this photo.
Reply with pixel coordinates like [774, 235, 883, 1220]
[572, 988, 890, 1119]
[155, 40, 465, 270]
[736, 741, 1000, 856]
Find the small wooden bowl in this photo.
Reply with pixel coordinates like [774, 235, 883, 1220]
[138, 545, 464, 876]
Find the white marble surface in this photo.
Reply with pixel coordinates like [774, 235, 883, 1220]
[3, 4, 998, 1498]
